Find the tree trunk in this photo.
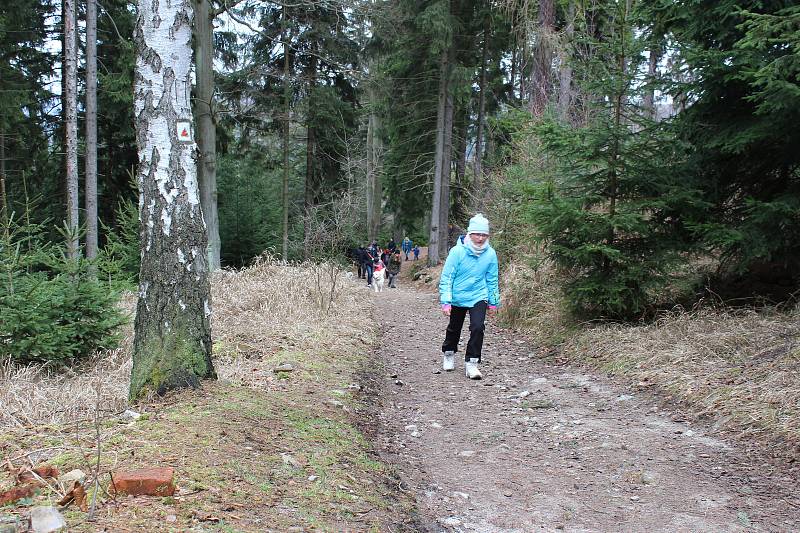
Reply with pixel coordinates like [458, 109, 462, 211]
[281, 3, 290, 260]
[473, 20, 489, 179]
[530, 0, 555, 117]
[303, 42, 318, 259]
[85, 0, 98, 260]
[428, 48, 449, 266]
[64, 0, 79, 259]
[193, 0, 220, 271]
[439, 75, 454, 250]
[453, 106, 468, 223]
[557, 1, 574, 122]
[366, 86, 382, 242]
[131, 0, 215, 400]
[643, 46, 660, 119]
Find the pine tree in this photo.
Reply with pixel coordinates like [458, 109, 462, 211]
[526, 0, 704, 319]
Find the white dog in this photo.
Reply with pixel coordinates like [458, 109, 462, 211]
[372, 264, 386, 292]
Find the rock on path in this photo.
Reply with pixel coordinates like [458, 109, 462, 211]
[372, 285, 800, 532]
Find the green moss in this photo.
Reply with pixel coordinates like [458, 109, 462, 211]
[130, 315, 215, 400]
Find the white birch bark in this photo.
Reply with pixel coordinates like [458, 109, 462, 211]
[130, 0, 215, 400]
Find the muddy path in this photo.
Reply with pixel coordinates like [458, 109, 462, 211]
[368, 282, 800, 532]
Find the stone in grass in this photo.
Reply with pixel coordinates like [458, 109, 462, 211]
[273, 363, 294, 373]
[110, 467, 176, 497]
[29, 506, 66, 533]
[57, 469, 86, 488]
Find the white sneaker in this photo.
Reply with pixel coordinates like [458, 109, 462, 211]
[442, 351, 455, 371]
[465, 358, 482, 380]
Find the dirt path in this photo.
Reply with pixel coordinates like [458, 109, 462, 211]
[370, 281, 800, 532]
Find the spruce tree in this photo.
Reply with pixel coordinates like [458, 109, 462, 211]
[526, 1, 704, 319]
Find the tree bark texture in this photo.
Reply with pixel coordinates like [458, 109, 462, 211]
[85, 0, 98, 260]
[64, 0, 79, 258]
[530, 0, 555, 117]
[366, 96, 382, 242]
[439, 77, 454, 250]
[303, 42, 318, 259]
[428, 48, 449, 266]
[193, 0, 221, 271]
[131, 0, 215, 400]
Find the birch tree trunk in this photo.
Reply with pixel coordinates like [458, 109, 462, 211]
[428, 48, 449, 266]
[85, 0, 98, 260]
[64, 0, 79, 259]
[131, 0, 215, 400]
[193, 0, 221, 271]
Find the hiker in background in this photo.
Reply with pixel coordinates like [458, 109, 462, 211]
[387, 237, 397, 254]
[387, 250, 402, 288]
[401, 236, 412, 260]
[438, 213, 499, 380]
[413, 245, 420, 261]
[364, 243, 377, 286]
[355, 246, 367, 279]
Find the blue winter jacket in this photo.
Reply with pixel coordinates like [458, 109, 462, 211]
[439, 236, 500, 308]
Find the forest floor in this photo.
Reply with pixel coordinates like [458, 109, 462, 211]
[362, 256, 800, 532]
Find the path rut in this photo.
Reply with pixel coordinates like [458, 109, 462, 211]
[371, 284, 800, 532]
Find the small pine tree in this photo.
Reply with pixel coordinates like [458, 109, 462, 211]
[0, 211, 126, 365]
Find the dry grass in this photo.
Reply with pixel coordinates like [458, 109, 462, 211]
[563, 306, 800, 448]
[0, 256, 368, 430]
[500, 258, 800, 453]
[498, 259, 573, 343]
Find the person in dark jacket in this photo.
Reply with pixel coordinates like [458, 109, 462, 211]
[363, 244, 377, 285]
[387, 250, 402, 288]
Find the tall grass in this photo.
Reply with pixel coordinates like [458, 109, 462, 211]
[0, 257, 368, 429]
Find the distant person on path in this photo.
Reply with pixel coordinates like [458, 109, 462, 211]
[401, 236, 412, 260]
[387, 238, 397, 254]
[413, 245, 420, 261]
[438, 213, 499, 380]
[364, 242, 378, 286]
[387, 250, 402, 288]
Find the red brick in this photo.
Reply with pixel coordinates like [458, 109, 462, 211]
[110, 467, 175, 497]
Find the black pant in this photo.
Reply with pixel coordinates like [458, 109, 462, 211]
[442, 301, 487, 362]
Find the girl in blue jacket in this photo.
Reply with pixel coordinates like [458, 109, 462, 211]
[438, 213, 500, 379]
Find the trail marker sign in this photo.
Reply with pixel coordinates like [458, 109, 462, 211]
[176, 120, 193, 143]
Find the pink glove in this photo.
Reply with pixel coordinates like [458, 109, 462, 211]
[488, 305, 497, 311]
[442, 304, 451, 312]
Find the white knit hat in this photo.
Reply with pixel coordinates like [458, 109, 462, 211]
[467, 213, 490, 234]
